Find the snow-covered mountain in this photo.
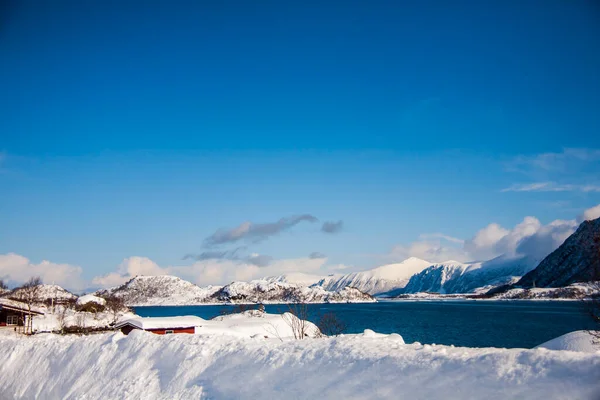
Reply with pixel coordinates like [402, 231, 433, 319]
[402, 255, 536, 294]
[3, 284, 77, 302]
[516, 216, 600, 288]
[96, 275, 374, 306]
[316, 257, 433, 295]
[264, 272, 333, 287]
[208, 280, 375, 304]
[95, 275, 222, 306]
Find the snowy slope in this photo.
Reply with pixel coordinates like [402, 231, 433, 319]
[319, 257, 433, 295]
[264, 272, 334, 287]
[402, 255, 536, 294]
[0, 330, 599, 399]
[96, 275, 222, 306]
[536, 330, 600, 353]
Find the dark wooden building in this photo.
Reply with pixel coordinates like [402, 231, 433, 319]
[0, 298, 44, 327]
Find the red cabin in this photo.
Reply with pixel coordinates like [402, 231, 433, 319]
[115, 316, 205, 335]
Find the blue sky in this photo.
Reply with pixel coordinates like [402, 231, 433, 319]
[1, 1, 599, 290]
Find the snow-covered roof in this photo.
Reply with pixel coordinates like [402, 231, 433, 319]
[0, 298, 44, 315]
[115, 316, 206, 330]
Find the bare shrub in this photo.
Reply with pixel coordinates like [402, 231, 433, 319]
[56, 306, 69, 334]
[76, 302, 106, 314]
[12, 276, 43, 334]
[104, 295, 128, 324]
[220, 303, 254, 316]
[282, 302, 313, 340]
[317, 312, 346, 337]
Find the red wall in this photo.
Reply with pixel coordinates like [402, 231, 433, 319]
[147, 327, 195, 335]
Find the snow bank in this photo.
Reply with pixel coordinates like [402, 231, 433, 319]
[536, 330, 600, 353]
[199, 310, 321, 339]
[76, 294, 106, 306]
[1, 331, 599, 399]
[118, 311, 321, 339]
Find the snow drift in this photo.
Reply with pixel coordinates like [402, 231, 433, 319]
[536, 330, 600, 353]
[0, 330, 599, 399]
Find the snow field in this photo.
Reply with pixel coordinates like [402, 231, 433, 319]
[0, 329, 599, 400]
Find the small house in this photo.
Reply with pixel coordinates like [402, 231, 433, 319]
[0, 298, 44, 327]
[115, 316, 205, 335]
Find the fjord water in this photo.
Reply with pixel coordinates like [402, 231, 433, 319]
[134, 300, 596, 348]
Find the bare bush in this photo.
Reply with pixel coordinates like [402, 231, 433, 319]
[56, 306, 69, 333]
[76, 302, 106, 314]
[317, 312, 346, 337]
[220, 303, 255, 316]
[282, 302, 313, 340]
[12, 276, 43, 334]
[104, 295, 128, 324]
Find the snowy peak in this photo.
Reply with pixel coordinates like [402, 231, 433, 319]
[402, 256, 534, 295]
[319, 257, 433, 295]
[263, 272, 333, 287]
[517, 217, 600, 288]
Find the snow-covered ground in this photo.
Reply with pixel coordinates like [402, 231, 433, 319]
[0, 327, 599, 399]
[31, 305, 136, 333]
[536, 330, 600, 353]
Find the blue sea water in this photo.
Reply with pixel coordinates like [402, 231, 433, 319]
[134, 300, 597, 349]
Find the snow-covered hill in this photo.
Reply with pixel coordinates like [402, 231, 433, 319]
[316, 257, 433, 295]
[489, 282, 599, 300]
[95, 275, 222, 306]
[264, 272, 334, 287]
[3, 284, 77, 302]
[96, 275, 375, 306]
[402, 255, 536, 294]
[208, 280, 375, 304]
[517, 217, 600, 288]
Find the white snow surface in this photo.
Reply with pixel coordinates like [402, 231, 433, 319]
[0, 329, 599, 399]
[197, 310, 321, 338]
[76, 294, 106, 306]
[536, 330, 600, 353]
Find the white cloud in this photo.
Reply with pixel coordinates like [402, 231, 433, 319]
[508, 148, 600, 173]
[0, 253, 84, 290]
[502, 182, 600, 193]
[91, 254, 339, 288]
[387, 204, 600, 264]
[91, 256, 169, 288]
[171, 256, 329, 287]
[578, 204, 600, 222]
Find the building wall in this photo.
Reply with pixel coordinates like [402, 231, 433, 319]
[147, 327, 195, 335]
[120, 325, 195, 335]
